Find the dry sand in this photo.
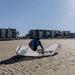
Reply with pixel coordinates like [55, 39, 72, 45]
[0, 39, 75, 75]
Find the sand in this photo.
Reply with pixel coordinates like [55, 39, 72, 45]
[0, 39, 75, 75]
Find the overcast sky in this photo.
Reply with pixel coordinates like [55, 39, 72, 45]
[0, 0, 75, 36]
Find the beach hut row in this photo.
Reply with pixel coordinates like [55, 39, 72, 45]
[0, 28, 16, 38]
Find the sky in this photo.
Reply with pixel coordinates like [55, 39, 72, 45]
[0, 0, 75, 36]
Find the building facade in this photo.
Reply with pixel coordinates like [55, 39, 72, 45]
[27, 29, 62, 39]
[25, 29, 75, 39]
[0, 28, 16, 38]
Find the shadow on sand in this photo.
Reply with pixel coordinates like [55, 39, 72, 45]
[0, 53, 58, 65]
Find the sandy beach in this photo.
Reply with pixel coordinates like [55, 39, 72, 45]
[0, 39, 75, 75]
